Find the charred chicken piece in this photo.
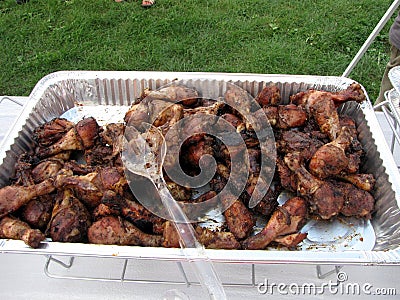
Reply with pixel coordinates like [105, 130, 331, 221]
[162, 220, 181, 248]
[273, 232, 308, 248]
[223, 198, 255, 240]
[0, 216, 46, 248]
[179, 135, 215, 175]
[310, 180, 344, 220]
[309, 96, 340, 140]
[221, 113, 246, 133]
[290, 84, 365, 140]
[336, 173, 376, 192]
[33, 118, 75, 147]
[290, 83, 366, 107]
[278, 104, 307, 129]
[54, 169, 103, 208]
[88, 215, 162, 247]
[0, 179, 55, 218]
[97, 190, 165, 234]
[276, 157, 298, 192]
[262, 106, 279, 127]
[277, 130, 324, 161]
[251, 183, 281, 217]
[63, 160, 96, 175]
[54, 166, 127, 208]
[47, 189, 91, 243]
[35, 117, 100, 159]
[162, 220, 240, 250]
[20, 194, 55, 230]
[224, 86, 260, 131]
[255, 84, 281, 107]
[195, 226, 241, 249]
[291, 91, 340, 140]
[31, 159, 64, 183]
[75, 117, 100, 149]
[99, 123, 125, 158]
[13, 154, 34, 186]
[309, 126, 352, 179]
[338, 181, 375, 219]
[284, 152, 344, 219]
[242, 196, 308, 250]
[84, 144, 114, 166]
[140, 84, 199, 104]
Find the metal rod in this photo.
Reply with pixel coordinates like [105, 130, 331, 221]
[176, 261, 191, 287]
[316, 265, 342, 279]
[251, 264, 256, 287]
[382, 104, 400, 145]
[342, 0, 400, 77]
[121, 259, 128, 281]
[0, 96, 24, 106]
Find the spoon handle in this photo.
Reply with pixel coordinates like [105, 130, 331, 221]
[157, 184, 226, 300]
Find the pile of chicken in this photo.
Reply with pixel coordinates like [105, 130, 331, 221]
[0, 82, 375, 250]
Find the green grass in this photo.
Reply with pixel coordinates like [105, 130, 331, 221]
[0, 0, 395, 102]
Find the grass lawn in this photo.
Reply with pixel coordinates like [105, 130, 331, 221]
[0, 0, 396, 102]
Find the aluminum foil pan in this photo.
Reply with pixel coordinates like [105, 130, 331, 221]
[1, 71, 400, 265]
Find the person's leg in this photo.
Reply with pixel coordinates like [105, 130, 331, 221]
[376, 45, 400, 105]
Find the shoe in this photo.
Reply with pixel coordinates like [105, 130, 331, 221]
[141, 0, 154, 7]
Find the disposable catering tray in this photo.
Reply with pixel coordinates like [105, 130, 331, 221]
[1, 71, 400, 266]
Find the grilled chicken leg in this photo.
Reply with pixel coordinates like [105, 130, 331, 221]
[0, 179, 55, 218]
[47, 189, 91, 243]
[284, 152, 344, 219]
[309, 126, 352, 179]
[88, 215, 162, 247]
[0, 216, 45, 248]
[242, 196, 307, 250]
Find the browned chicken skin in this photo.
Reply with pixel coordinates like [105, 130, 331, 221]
[31, 159, 64, 183]
[273, 232, 308, 248]
[284, 152, 344, 219]
[290, 83, 366, 107]
[88, 215, 162, 247]
[0, 216, 45, 248]
[21, 194, 55, 230]
[290, 84, 366, 140]
[337, 173, 376, 192]
[0, 179, 55, 218]
[223, 198, 255, 240]
[35, 117, 100, 159]
[242, 197, 308, 250]
[277, 130, 324, 161]
[255, 84, 281, 107]
[47, 189, 91, 243]
[263, 104, 307, 129]
[196, 226, 241, 249]
[33, 118, 75, 147]
[309, 126, 352, 179]
[332, 181, 375, 219]
[95, 189, 165, 234]
[54, 166, 127, 208]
